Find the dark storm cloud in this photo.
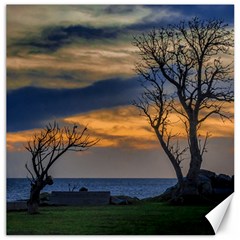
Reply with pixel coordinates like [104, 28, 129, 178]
[43, 25, 118, 41]
[103, 5, 136, 15]
[9, 25, 120, 54]
[7, 77, 141, 132]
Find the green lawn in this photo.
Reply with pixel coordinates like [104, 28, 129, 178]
[7, 202, 214, 235]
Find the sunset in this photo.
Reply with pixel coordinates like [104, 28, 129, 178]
[7, 5, 234, 178]
[6, 4, 234, 235]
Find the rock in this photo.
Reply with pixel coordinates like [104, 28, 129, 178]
[198, 174, 213, 195]
[198, 174, 210, 182]
[181, 178, 199, 196]
[40, 192, 50, 202]
[199, 169, 216, 180]
[217, 174, 231, 183]
[110, 195, 139, 205]
[159, 185, 178, 201]
[117, 195, 139, 204]
[110, 196, 128, 205]
[199, 181, 213, 195]
[213, 174, 232, 188]
[79, 187, 88, 192]
[150, 171, 233, 205]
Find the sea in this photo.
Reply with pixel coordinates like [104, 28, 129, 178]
[7, 178, 177, 202]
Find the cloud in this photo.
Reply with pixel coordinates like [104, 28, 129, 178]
[7, 102, 234, 156]
[125, 5, 233, 32]
[7, 130, 35, 152]
[7, 5, 183, 55]
[7, 5, 151, 30]
[63, 106, 158, 150]
[7, 77, 142, 132]
[7, 5, 234, 57]
[7, 106, 159, 152]
[7, 42, 137, 90]
[9, 25, 120, 55]
[145, 5, 234, 25]
[7, 5, 146, 58]
[7, 67, 132, 90]
[7, 5, 234, 91]
[103, 5, 137, 15]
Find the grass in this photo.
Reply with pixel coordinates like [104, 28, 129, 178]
[7, 202, 214, 235]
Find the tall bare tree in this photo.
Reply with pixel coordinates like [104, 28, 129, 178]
[133, 71, 186, 187]
[133, 18, 233, 196]
[25, 122, 98, 214]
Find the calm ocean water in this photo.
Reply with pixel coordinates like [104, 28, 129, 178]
[7, 178, 177, 202]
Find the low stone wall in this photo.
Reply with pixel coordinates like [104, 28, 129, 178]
[7, 201, 27, 211]
[49, 191, 111, 206]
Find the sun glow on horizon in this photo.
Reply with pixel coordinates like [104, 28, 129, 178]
[7, 103, 234, 153]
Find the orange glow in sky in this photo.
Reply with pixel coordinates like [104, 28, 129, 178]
[7, 104, 234, 153]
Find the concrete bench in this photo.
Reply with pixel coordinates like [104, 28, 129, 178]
[49, 191, 111, 206]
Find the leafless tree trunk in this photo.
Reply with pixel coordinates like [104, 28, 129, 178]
[133, 18, 233, 197]
[25, 122, 98, 214]
[133, 69, 186, 188]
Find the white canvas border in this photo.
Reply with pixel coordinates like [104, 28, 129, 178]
[1, 0, 239, 239]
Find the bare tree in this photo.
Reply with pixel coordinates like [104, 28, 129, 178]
[133, 18, 233, 196]
[133, 70, 186, 188]
[25, 122, 98, 214]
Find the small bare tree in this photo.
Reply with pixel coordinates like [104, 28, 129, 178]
[133, 18, 233, 197]
[25, 122, 98, 214]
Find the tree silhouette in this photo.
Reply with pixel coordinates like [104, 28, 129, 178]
[25, 122, 98, 214]
[133, 18, 233, 197]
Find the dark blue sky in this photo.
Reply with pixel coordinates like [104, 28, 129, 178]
[7, 77, 141, 131]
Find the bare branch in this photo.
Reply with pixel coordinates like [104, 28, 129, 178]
[25, 122, 99, 183]
[132, 17, 233, 186]
[199, 132, 211, 157]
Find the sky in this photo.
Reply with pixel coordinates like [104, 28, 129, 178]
[6, 4, 234, 178]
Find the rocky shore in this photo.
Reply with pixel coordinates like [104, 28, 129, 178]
[152, 169, 234, 204]
[7, 170, 234, 211]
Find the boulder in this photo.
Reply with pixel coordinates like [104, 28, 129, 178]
[158, 185, 178, 201]
[198, 174, 213, 195]
[199, 169, 216, 180]
[110, 196, 128, 205]
[110, 195, 139, 205]
[199, 181, 213, 195]
[156, 171, 233, 204]
[40, 192, 50, 202]
[213, 174, 232, 188]
[217, 174, 232, 184]
[116, 195, 139, 204]
[79, 187, 88, 192]
[181, 181, 199, 196]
